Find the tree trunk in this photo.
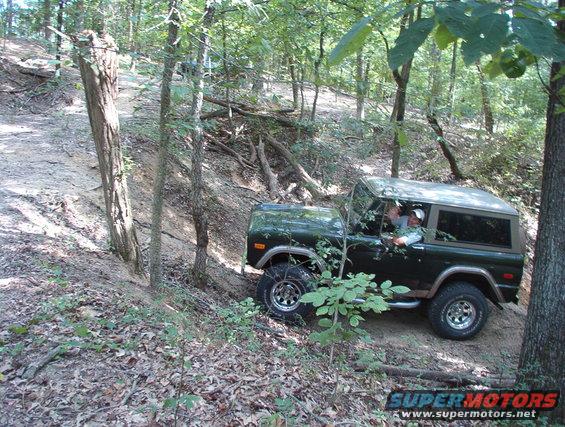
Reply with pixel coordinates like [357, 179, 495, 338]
[288, 55, 299, 110]
[426, 114, 464, 180]
[390, 62, 412, 178]
[427, 42, 441, 115]
[251, 60, 265, 96]
[6, 0, 13, 36]
[476, 62, 494, 134]
[55, 0, 64, 77]
[76, 31, 143, 273]
[43, 0, 52, 42]
[130, 0, 142, 71]
[149, 0, 179, 288]
[390, 9, 417, 178]
[517, 4, 565, 422]
[190, 1, 215, 289]
[446, 41, 457, 121]
[310, 25, 325, 121]
[299, 66, 306, 120]
[355, 48, 366, 119]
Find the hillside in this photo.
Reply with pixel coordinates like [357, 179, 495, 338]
[1, 38, 533, 425]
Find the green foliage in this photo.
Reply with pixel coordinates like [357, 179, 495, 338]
[301, 273, 408, 347]
[328, 16, 373, 67]
[217, 298, 261, 344]
[388, 18, 435, 70]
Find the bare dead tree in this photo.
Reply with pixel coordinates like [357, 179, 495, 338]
[76, 31, 143, 274]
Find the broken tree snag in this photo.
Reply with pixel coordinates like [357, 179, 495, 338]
[264, 133, 325, 198]
[426, 114, 465, 180]
[76, 30, 143, 273]
[354, 363, 514, 388]
[257, 136, 279, 199]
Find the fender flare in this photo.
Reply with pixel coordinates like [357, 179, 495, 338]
[256, 246, 326, 272]
[428, 266, 505, 303]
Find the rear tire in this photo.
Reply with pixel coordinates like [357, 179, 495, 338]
[256, 263, 316, 322]
[427, 282, 488, 340]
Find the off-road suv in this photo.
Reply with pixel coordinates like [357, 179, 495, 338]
[245, 177, 524, 340]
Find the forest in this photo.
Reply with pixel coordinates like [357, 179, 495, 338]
[0, 0, 563, 425]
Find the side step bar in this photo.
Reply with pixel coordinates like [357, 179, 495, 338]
[352, 298, 421, 309]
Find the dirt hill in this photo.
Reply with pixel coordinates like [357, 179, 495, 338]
[0, 38, 530, 425]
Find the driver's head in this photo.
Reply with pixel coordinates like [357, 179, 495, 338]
[408, 209, 425, 227]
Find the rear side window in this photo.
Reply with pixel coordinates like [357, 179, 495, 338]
[436, 210, 511, 248]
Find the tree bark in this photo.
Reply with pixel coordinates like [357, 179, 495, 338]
[390, 10, 416, 178]
[355, 48, 366, 120]
[288, 54, 300, 110]
[257, 136, 279, 199]
[149, 0, 180, 288]
[190, 1, 215, 289]
[426, 114, 464, 180]
[310, 25, 325, 121]
[43, 0, 52, 42]
[76, 31, 143, 274]
[517, 4, 565, 422]
[476, 61, 494, 134]
[447, 41, 457, 121]
[55, 0, 64, 76]
[427, 42, 441, 115]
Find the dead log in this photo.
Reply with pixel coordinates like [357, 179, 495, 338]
[16, 64, 54, 79]
[22, 345, 65, 379]
[201, 109, 229, 120]
[203, 132, 254, 169]
[257, 136, 279, 199]
[354, 362, 514, 388]
[264, 134, 325, 198]
[426, 114, 465, 180]
[203, 96, 305, 129]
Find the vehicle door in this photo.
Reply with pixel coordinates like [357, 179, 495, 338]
[346, 200, 426, 289]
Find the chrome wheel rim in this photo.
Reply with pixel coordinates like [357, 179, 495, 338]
[446, 300, 476, 330]
[270, 280, 302, 312]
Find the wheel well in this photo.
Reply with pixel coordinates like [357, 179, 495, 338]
[437, 273, 499, 304]
[266, 253, 322, 273]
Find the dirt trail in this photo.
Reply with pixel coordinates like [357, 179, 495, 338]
[1, 37, 526, 397]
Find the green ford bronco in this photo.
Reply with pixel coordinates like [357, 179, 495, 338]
[245, 177, 524, 340]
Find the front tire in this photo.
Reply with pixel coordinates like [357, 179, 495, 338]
[256, 263, 316, 321]
[428, 282, 488, 340]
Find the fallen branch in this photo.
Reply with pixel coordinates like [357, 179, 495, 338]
[264, 133, 325, 198]
[201, 109, 229, 120]
[203, 132, 254, 169]
[203, 96, 304, 129]
[16, 65, 54, 79]
[354, 362, 514, 388]
[426, 114, 465, 180]
[257, 136, 279, 199]
[120, 377, 139, 406]
[22, 345, 65, 379]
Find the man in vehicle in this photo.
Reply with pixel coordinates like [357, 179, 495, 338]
[391, 208, 425, 247]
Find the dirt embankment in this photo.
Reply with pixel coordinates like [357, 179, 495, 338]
[1, 38, 528, 425]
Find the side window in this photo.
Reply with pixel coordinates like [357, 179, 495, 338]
[356, 200, 385, 236]
[436, 210, 511, 247]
